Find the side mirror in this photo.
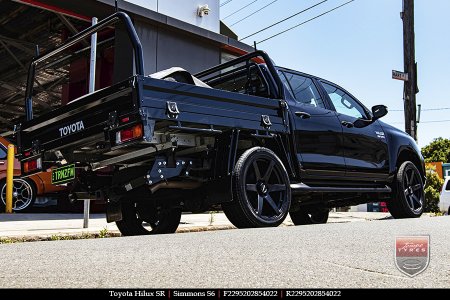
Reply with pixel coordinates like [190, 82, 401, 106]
[353, 105, 388, 128]
[372, 105, 388, 121]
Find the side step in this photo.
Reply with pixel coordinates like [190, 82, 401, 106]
[290, 183, 392, 195]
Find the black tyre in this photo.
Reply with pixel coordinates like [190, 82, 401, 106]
[116, 198, 182, 236]
[0, 178, 36, 212]
[387, 161, 425, 219]
[222, 147, 291, 228]
[290, 208, 329, 225]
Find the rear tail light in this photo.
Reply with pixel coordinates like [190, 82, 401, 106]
[115, 124, 143, 144]
[23, 158, 42, 173]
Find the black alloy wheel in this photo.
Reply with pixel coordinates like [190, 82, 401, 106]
[290, 208, 329, 225]
[222, 147, 291, 228]
[116, 198, 182, 236]
[387, 161, 425, 219]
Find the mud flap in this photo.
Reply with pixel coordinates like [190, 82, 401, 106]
[203, 176, 233, 205]
[106, 200, 122, 223]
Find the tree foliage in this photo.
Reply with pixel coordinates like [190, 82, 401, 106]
[424, 165, 443, 213]
[421, 137, 450, 163]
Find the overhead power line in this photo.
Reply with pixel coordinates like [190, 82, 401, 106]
[390, 107, 450, 112]
[420, 108, 450, 111]
[257, 0, 356, 44]
[223, 0, 259, 20]
[239, 0, 328, 41]
[230, 0, 279, 27]
[420, 120, 450, 124]
[220, 0, 234, 7]
[393, 119, 450, 124]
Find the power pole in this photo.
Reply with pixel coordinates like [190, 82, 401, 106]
[401, 0, 418, 141]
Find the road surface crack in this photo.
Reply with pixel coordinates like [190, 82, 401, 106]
[323, 260, 407, 280]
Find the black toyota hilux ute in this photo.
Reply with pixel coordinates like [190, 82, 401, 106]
[15, 12, 425, 235]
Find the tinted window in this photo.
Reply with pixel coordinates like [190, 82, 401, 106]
[322, 82, 367, 119]
[207, 65, 271, 98]
[283, 72, 325, 109]
[210, 72, 248, 94]
[446, 180, 450, 191]
[0, 147, 6, 159]
[278, 71, 293, 96]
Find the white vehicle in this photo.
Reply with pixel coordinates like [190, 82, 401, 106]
[440, 177, 450, 214]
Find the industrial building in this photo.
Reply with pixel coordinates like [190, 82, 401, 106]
[0, 0, 253, 133]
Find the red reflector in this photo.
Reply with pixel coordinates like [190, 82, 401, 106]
[116, 124, 143, 144]
[24, 158, 42, 173]
[121, 128, 134, 141]
[26, 160, 37, 171]
[121, 117, 130, 123]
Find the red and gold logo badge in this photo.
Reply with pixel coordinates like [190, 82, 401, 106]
[395, 236, 430, 277]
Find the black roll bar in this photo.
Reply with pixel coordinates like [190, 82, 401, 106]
[194, 50, 284, 99]
[25, 12, 144, 121]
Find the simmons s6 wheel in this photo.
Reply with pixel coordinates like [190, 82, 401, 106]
[387, 161, 425, 219]
[116, 196, 182, 236]
[290, 208, 329, 225]
[222, 147, 291, 228]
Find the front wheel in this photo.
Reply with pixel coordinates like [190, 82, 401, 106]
[222, 147, 291, 228]
[0, 178, 36, 212]
[387, 161, 425, 219]
[116, 198, 182, 236]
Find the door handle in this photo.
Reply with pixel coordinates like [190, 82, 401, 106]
[295, 111, 311, 119]
[341, 121, 354, 128]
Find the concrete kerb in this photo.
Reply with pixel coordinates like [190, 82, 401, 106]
[0, 225, 238, 244]
[0, 212, 404, 244]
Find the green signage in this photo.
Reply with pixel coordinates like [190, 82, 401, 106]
[51, 164, 76, 185]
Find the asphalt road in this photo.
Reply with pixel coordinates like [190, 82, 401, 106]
[0, 216, 449, 288]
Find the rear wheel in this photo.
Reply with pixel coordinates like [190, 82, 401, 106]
[0, 178, 36, 212]
[387, 161, 425, 219]
[290, 208, 329, 225]
[222, 147, 291, 228]
[116, 197, 182, 236]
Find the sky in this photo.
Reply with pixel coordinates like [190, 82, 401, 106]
[220, 0, 450, 148]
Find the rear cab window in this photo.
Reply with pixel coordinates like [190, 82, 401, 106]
[280, 71, 326, 109]
[205, 63, 273, 99]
